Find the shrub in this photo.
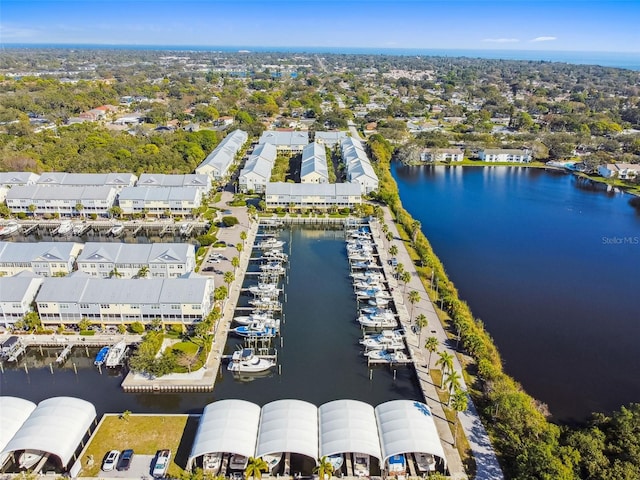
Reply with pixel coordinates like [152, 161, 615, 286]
[221, 215, 239, 227]
[129, 321, 145, 334]
[196, 234, 217, 246]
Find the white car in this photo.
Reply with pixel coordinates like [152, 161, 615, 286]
[102, 450, 120, 472]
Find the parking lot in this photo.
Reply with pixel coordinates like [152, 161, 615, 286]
[98, 454, 155, 478]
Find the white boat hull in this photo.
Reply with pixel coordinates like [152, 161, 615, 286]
[19, 450, 45, 469]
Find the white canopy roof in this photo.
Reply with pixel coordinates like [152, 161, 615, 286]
[319, 400, 382, 461]
[0, 397, 36, 466]
[256, 399, 318, 461]
[0, 396, 96, 467]
[188, 400, 261, 469]
[375, 400, 446, 466]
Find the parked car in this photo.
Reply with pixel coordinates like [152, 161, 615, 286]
[117, 449, 134, 471]
[102, 450, 120, 472]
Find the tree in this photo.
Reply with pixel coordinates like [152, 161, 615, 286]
[240, 230, 247, 245]
[130, 321, 145, 334]
[109, 206, 122, 219]
[24, 311, 42, 332]
[436, 351, 454, 388]
[408, 290, 421, 322]
[222, 216, 239, 227]
[444, 369, 462, 404]
[385, 231, 393, 244]
[223, 271, 235, 290]
[245, 457, 268, 480]
[109, 267, 123, 278]
[235, 242, 244, 256]
[415, 313, 428, 342]
[401, 270, 411, 295]
[117, 324, 127, 334]
[450, 389, 469, 446]
[231, 256, 240, 273]
[424, 336, 439, 369]
[78, 317, 92, 332]
[389, 244, 398, 257]
[75, 202, 85, 218]
[314, 456, 335, 480]
[28, 204, 37, 218]
[137, 265, 149, 278]
[410, 220, 421, 244]
[214, 286, 228, 302]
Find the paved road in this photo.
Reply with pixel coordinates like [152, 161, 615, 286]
[376, 209, 504, 480]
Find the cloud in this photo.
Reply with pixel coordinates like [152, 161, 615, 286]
[0, 24, 38, 40]
[482, 38, 520, 43]
[531, 36, 557, 42]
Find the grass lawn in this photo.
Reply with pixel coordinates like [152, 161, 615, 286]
[81, 414, 199, 477]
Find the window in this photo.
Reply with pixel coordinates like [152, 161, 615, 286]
[171, 304, 180, 310]
[80, 304, 89, 309]
[100, 304, 110, 309]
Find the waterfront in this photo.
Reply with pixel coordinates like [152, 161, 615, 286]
[0, 225, 422, 415]
[392, 163, 640, 421]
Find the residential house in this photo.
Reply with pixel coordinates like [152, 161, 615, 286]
[117, 186, 202, 216]
[420, 148, 464, 162]
[0, 172, 40, 188]
[0, 241, 82, 277]
[258, 130, 309, 153]
[36, 172, 137, 191]
[265, 182, 361, 210]
[314, 131, 348, 147]
[5, 185, 117, 217]
[195, 129, 248, 180]
[35, 276, 214, 326]
[300, 142, 329, 184]
[137, 174, 212, 195]
[341, 137, 379, 194]
[598, 163, 640, 180]
[76, 242, 195, 279]
[238, 143, 278, 193]
[478, 149, 532, 163]
[0, 272, 44, 328]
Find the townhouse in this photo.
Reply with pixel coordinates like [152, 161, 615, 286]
[36, 172, 137, 191]
[0, 272, 44, 328]
[0, 241, 82, 277]
[195, 129, 248, 180]
[238, 143, 278, 193]
[341, 137, 379, 194]
[5, 185, 117, 217]
[420, 148, 464, 162]
[265, 182, 361, 210]
[300, 142, 329, 184]
[117, 186, 202, 216]
[478, 148, 532, 163]
[137, 173, 212, 195]
[258, 130, 309, 154]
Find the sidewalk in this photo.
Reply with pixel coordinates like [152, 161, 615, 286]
[373, 209, 504, 480]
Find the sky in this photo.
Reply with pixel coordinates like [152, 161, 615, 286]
[1, 0, 639, 53]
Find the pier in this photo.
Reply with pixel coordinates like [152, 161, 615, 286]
[55, 344, 73, 364]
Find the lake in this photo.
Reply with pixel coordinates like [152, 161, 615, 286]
[392, 163, 640, 422]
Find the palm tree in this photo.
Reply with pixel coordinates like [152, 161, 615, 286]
[231, 256, 240, 273]
[436, 351, 454, 388]
[214, 286, 228, 302]
[389, 244, 398, 257]
[240, 230, 247, 245]
[415, 313, 428, 343]
[314, 456, 334, 480]
[410, 220, 421, 244]
[450, 389, 469, 447]
[245, 457, 268, 480]
[28, 203, 37, 218]
[109, 267, 123, 278]
[75, 202, 85, 219]
[137, 265, 149, 278]
[401, 271, 411, 295]
[236, 242, 244, 256]
[424, 336, 439, 369]
[408, 290, 420, 322]
[385, 231, 393, 244]
[224, 271, 235, 290]
[444, 369, 462, 405]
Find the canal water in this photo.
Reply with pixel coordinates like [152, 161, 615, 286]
[1, 226, 422, 415]
[392, 163, 640, 422]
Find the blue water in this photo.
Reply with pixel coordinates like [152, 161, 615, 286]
[392, 164, 640, 422]
[4, 44, 640, 70]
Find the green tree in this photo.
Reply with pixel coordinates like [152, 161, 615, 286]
[224, 271, 235, 290]
[78, 317, 91, 332]
[24, 311, 42, 331]
[314, 456, 335, 479]
[444, 369, 462, 404]
[28, 204, 37, 218]
[450, 389, 468, 446]
[137, 265, 149, 278]
[424, 336, 439, 369]
[240, 230, 247, 245]
[408, 290, 420, 322]
[214, 286, 228, 302]
[231, 256, 240, 273]
[235, 242, 244, 256]
[389, 244, 398, 257]
[245, 457, 268, 480]
[109, 267, 123, 278]
[109, 206, 122, 219]
[75, 202, 85, 218]
[410, 220, 421, 244]
[130, 321, 145, 334]
[385, 231, 393, 244]
[401, 270, 411, 295]
[436, 351, 454, 388]
[117, 324, 127, 334]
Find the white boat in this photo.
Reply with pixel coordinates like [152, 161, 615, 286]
[228, 348, 276, 373]
[353, 278, 384, 290]
[367, 297, 390, 307]
[0, 221, 20, 237]
[233, 312, 275, 326]
[328, 453, 344, 472]
[18, 450, 46, 469]
[249, 296, 281, 310]
[352, 453, 370, 477]
[72, 222, 90, 235]
[260, 262, 286, 275]
[56, 219, 73, 236]
[229, 454, 248, 470]
[261, 219, 284, 228]
[179, 222, 192, 236]
[248, 283, 279, 296]
[413, 452, 436, 473]
[105, 340, 127, 367]
[352, 260, 381, 270]
[356, 288, 392, 300]
[351, 271, 384, 282]
[110, 223, 124, 236]
[357, 314, 397, 329]
[153, 449, 171, 478]
[387, 454, 406, 476]
[366, 349, 408, 363]
[360, 306, 392, 316]
[263, 249, 288, 262]
[262, 452, 282, 473]
[256, 237, 285, 250]
[232, 321, 278, 338]
[203, 452, 222, 474]
[360, 330, 405, 350]
[348, 252, 375, 262]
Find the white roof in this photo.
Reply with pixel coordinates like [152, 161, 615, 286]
[188, 400, 261, 468]
[319, 400, 382, 460]
[256, 399, 318, 461]
[1, 397, 96, 467]
[375, 400, 446, 466]
[0, 397, 37, 461]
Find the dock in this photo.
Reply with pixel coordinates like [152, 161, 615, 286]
[55, 344, 73, 364]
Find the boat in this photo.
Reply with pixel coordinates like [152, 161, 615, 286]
[18, 450, 46, 469]
[352, 453, 370, 478]
[248, 297, 281, 310]
[72, 221, 90, 235]
[153, 449, 171, 478]
[202, 452, 222, 474]
[94, 346, 110, 366]
[179, 222, 192, 236]
[351, 260, 381, 270]
[232, 321, 278, 338]
[365, 349, 408, 363]
[360, 306, 392, 316]
[367, 297, 390, 307]
[260, 262, 286, 275]
[0, 221, 20, 237]
[248, 283, 279, 296]
[351, 271, 384, 282]
[105, 340, 128, 367]
[262, 453, 282, 473]
[356, 288, 392, 300]
[263, 250, 288, 262]
[56, 219, 73, 236]
[348, 252, 375, 262]
[413, 452, 436, 473]
[327, 453, 343, 472]
[110, 223, 124, 236]
[387, 454, 406, 476]
[360, 330, 405, 350]
[353, 278, 384, 290]
[233, 312, 275, 326]
[256, 237, 285, 250]
[357, 314, 397, 329]
[261, 219, 284, 228]
[229, 454, 248, 470]
[228, 348, 276, 373]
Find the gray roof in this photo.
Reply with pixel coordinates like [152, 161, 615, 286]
[118, 186, 200, 202]
[36, 277, 211, 304]
[314, 131, 348, 146]
[266, 182, 361, 197]
[0, 275, 44, 302]
[239, 143, 278, 181]
[0, 172, 40, 186]
[6, 185, 116, 201]
[36, 172, 136, 187]
[137, 174, 210, 188]
[481, 149, 529, 155]
[300, 142, 329, 180]
[77, 242, 192, 265]
[0, 241, 80, 264]
[259, 130, 309, 147]
[196, 129, 248, 174]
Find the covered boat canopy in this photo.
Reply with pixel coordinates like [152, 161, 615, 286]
[256, 399, 318, 461]
[0, 397, 37, 467]
[187, 400, 261, 470]
[319, 400, 382, 461]
[375, 400, 446, 467]
[0, 396, 96, 468]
